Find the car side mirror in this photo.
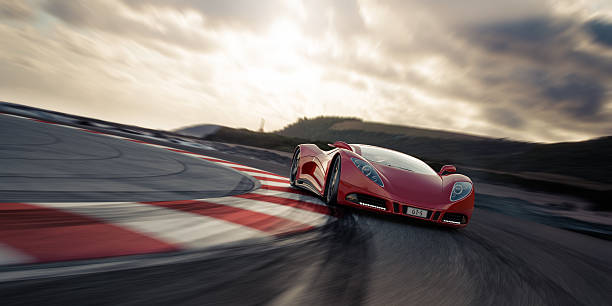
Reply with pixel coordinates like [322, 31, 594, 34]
[439, 165, 456, 176]
[328, 141, 353, 151]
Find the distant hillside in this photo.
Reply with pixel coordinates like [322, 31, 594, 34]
[277, 116, 531, 167]
[493, 136, 612, 187]
[197, 126, 330, 153]
[276, 117, 612, 186]
[280, 116, 490, 141]
[174, 124, 221, 138]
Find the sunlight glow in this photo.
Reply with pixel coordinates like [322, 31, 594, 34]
[1, 0, 609, 142]
[411, 57, 445, 84]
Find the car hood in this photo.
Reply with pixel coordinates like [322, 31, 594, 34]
[372, 163, 448, 207]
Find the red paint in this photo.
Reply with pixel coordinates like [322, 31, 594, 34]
[329, 141, 352, 151]
[0, 203, 178, 263]
[128, 139, 150, 144]
[293, 144, 475, 228]
[143, 200, 312, 236]
[31, 119, 56, 124]
[80, 129, 104, 134]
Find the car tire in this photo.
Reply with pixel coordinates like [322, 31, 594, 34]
[289, 147, 300, 187]
[325, 156, 341, 205]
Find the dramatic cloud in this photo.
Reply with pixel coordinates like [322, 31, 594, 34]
[122, 0, 292, 30]
[0, 0, 33, 19]
[0, 0, 611, 142]
[586, 18, 612, 47]
[543, 74, 606, 119]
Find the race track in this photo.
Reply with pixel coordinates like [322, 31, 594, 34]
[0, 113, 611, 306]
[0, 113, 331, 267]
[0, 114, 254, 202]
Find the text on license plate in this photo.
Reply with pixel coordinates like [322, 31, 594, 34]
[405, 206, 428, 218]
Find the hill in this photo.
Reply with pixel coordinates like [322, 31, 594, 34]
[174, 124, 221, 138]
[199, 126, 330, 153]
[277, 117, 611, 181]
[280, 116, 490, 141]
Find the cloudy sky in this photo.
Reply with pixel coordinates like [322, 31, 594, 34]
[1, 0, 611, 142]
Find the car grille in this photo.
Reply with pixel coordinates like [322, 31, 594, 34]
[355, 194, 387, 210]
[442, 213, 466, 224]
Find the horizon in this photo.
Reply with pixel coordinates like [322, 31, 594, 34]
[176, 115, 536, 143]
[1, 0, 611, 142]
[10, 99, 608, 144]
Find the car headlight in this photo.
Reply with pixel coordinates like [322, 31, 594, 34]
[351, 158, 384, 187]
[450, 182, 472, 201]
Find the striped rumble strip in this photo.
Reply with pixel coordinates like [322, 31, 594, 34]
[0, 114, 333, 266]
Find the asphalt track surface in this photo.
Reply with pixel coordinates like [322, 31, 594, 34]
[0, 114, 255, 202]
[1, 115, 611, 305]
[0, 114, 332, 267]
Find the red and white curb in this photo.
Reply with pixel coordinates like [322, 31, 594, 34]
[0, 113, 333, 268]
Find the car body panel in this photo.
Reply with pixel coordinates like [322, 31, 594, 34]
[292, 143, 475, 228]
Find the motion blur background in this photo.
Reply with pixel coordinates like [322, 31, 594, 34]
[1, 1, 612, 305]
[2, 0, 611, 227]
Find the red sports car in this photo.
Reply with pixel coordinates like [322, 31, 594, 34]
[289, 141, 474, 227]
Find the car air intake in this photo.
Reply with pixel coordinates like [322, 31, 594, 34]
[346, 193, 387, 210]
[432, 211, 441, 221]
[442, 213, 467, 224]
[393, 202, 400, 213]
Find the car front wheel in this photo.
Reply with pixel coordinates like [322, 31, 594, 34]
[289, 148, 300, 187]
[325, 157, 341, 205]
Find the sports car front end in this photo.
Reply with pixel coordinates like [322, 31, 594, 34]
[335, 151, 474, 228]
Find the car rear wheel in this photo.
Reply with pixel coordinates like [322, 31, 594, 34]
[325, 157, 341, 205]
[289, 148, 300, 187]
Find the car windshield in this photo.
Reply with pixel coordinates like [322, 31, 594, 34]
[356, 145, 437, 175]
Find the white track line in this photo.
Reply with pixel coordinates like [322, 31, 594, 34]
[32, 202, 269, 249]
[250, 189, 326, 206]
[229, 167, 287, 177]
[256, 180, 294, 187]
[202, 197, 330, 227]
[0, 243, 34, 266]
[244, 172, 289, 180]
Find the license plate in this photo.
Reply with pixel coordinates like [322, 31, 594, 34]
[404, 206, 428, 218]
